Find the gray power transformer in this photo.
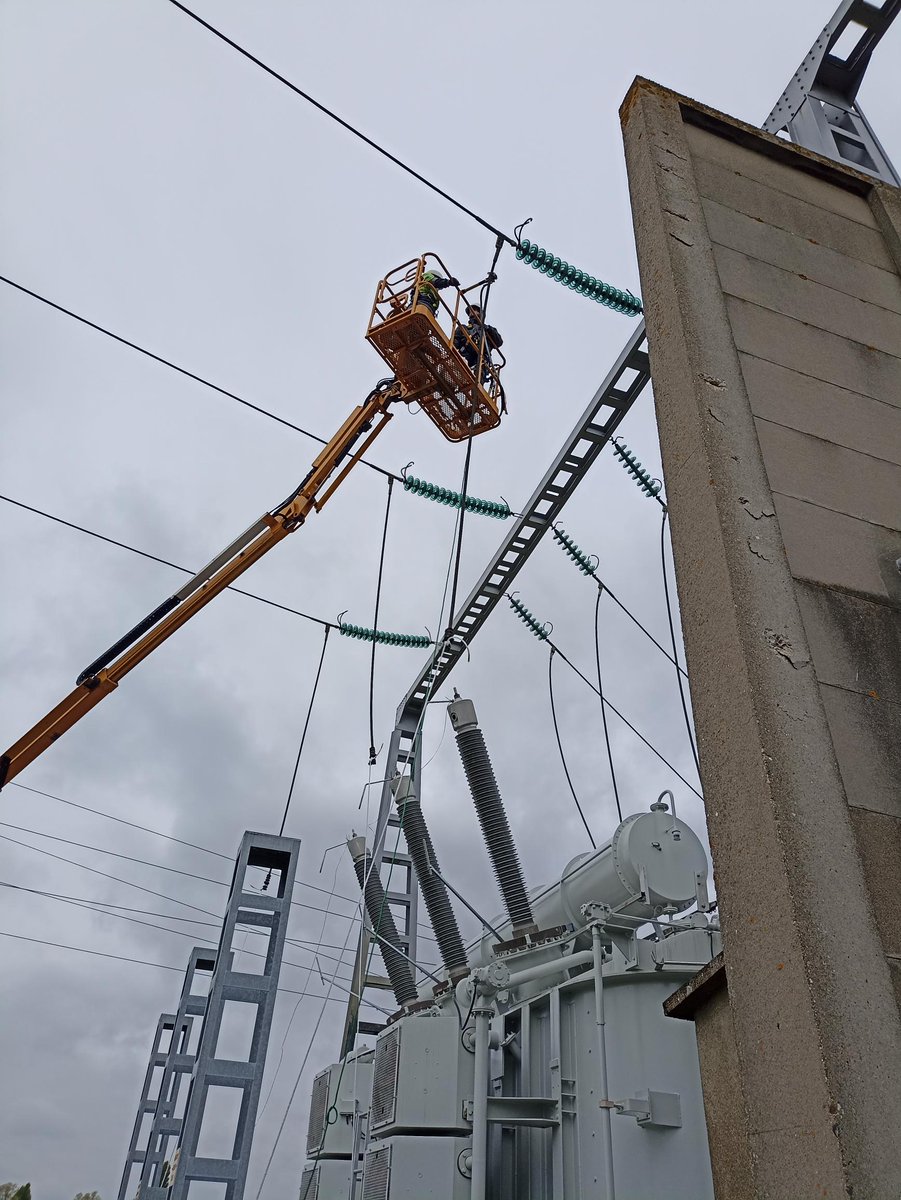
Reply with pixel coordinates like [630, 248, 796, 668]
[301, 787, 721, 1200]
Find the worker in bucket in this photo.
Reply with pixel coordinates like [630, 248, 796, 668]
[417, 268, 459, 317]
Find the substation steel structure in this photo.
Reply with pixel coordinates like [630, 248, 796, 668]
[116, 2, 898, 1196]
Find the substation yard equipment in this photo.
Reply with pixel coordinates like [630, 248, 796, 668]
[300, 695, 720, 1200]
[0, 256, 503, 789]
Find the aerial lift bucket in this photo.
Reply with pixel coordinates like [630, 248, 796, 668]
[365, 254, 505, 443]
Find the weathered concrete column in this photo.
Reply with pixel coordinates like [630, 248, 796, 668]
[621, 79, 901, 1197]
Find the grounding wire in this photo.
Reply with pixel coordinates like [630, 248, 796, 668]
[547, 649, 596, 848]
[594, 588, 622, 822]
[660, 511, 702, 779]
[0, 275, 399, 482]
[368, 477, 394, 764]
[0, 493, 336, 629]
[165, 2, 514, 249]
[278, 625, 331, 836]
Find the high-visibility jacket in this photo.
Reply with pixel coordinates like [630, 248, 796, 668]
[419, 271, 454, 314]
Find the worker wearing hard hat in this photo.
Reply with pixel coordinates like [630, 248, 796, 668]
[418, 269, 459, 316]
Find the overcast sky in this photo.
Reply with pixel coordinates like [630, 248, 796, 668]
[1, 2, 898, 1197]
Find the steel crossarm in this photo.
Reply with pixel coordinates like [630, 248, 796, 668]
[764, 0, 899, 185]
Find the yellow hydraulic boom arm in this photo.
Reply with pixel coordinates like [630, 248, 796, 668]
[0, 378, 400, 789]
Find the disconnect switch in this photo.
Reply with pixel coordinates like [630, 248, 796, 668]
[615, 1090, 682, 1128]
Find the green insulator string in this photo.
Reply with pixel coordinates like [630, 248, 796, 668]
[611, 439, 665, 502]
[507, 593, 551, 641]
[514, 239, 642, 316]
[402, 472, 511, 520]
[551, 525, 599, 577]
[337, 618, 432, 649]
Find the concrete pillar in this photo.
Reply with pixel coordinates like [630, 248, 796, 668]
[620, 79, 901, 1197]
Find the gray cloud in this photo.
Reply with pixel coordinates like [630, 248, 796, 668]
[1, 1, 897, 1197]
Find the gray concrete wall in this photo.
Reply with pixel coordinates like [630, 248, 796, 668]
[621, 80, 901, 1198]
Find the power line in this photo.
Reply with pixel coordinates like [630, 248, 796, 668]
[9, 780, 230, 861]
[278, 626, 330, 837]
[0, 881, 364, 955]
[165, 1, 514, 248]
[547, 636, 703, 800]
[0, 820, 230, 888]
[0, 831, 221, 919]
[0, 492, 335, 629]
[547, 648, 596, 848]
[0, 274, 399, 482]
[0, 880, 359, 981]
[5, 781, 441, 944]
[594, 588, 622, 822]
[6, 780, 440, 934]
[0, 929, 353, 1004]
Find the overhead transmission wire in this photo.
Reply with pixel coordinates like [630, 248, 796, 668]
[0, 275, 399, 482]
[506, 597, 702, 799]
[0, 879, 358, 977]
[0, 828, 368, 927]
[165, 1, 512, 248]
[0, 930, 354, 1003]
[551, 523, 688, 677]
[594, 588, 622, 822]
[546, 648, 596, 848]
[165, 3, 640, 318]
[5, 780, 439, 937]
[0, 493, 335, 630]
[277, 625, 331, 836]
[0, 882, 380, 958]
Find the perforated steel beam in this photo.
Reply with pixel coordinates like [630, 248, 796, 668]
[164, 832, 301, 1200]
[340, 322, 651, 1056]
[117, 1013, 180, 1200]
[764, 0, 899, 184]
[117, 948, 216, 1200]
[135, 948, 217, 1199]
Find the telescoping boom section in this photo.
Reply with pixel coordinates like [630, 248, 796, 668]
[1, 261, 502, 788]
